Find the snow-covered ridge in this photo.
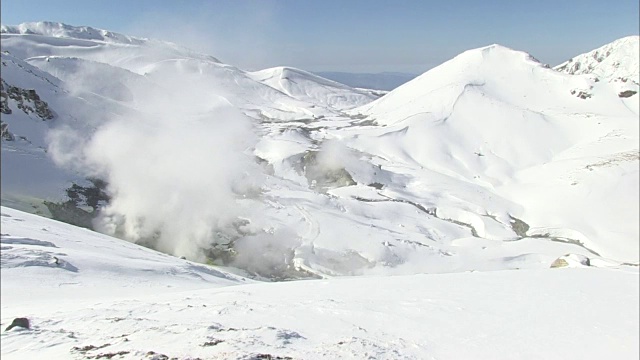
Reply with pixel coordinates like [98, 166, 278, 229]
[346, 42, 638, 263]
[355, 43, 615, 120]
[554, 35, 640, 84]
[249, 66, 378, 110]
[1, 206, 638, 360]
[1, 22, 638, 277]
[0, 21, 222, 68]
[0, 21, 146, 45]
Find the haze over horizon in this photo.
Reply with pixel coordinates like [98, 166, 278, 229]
[1, 0, 638, 74]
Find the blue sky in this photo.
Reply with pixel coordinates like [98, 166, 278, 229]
[2, 0, 638, 73]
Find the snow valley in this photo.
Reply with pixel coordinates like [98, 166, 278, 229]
[1, 22, 638, 359]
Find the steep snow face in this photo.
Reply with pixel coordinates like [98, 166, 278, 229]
[249, 66, 378, 110]
[555, 36, 640, 84]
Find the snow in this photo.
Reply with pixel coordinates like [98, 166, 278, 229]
[343, 44, 639, 263]
[554, 36, 640, 83]
[248, 66, 378, 110]
[1, 21, 639, 357]
[1, 206, 638, 359]
[554, 36, 640, 99]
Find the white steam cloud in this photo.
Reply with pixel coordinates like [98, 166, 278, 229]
[48, 59, 261, 262]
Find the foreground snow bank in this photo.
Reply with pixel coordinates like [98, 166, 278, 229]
[1, 207, 637, 359]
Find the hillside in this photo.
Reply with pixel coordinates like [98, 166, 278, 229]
[1, 22, 638, 275]
[1, 20, 639, 359]
[249, 66, 379, 110]
[1, 206, 637, 359]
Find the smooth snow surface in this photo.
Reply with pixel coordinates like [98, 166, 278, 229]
[1, 207, 638, 360]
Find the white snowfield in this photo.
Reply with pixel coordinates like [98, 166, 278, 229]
[1, 207, 638, 360]
[1, 22, 639, 358]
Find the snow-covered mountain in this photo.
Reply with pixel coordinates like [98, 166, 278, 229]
[554, 36, 639, 98]
[2, 22, 638, 272]
[1, 20, 638, 359]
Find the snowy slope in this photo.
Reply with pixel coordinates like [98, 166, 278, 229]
[248, 66, 378, 110]
[555, 36, 640, 100]
[315, 71, 417, 91]
[1, 207, 638, 360]
[1, 22, 373, 121]
[0, 51, 124, 210]
[555, 36, 639, 83]
[0, 22, 221, 72]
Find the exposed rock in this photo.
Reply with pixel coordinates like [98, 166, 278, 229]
[0, 81, 11, 114]
[551, 253, 591, 268]
[570, 89, 592, 99]
[618, 90, 637, 98]
[509, 216, 530, 238]
[5, 317, 30, 331]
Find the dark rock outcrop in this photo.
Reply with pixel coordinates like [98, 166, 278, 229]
[0, 79, 54, 120]
[1, 121, 14, 141]
[5, 317, 30, 331]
